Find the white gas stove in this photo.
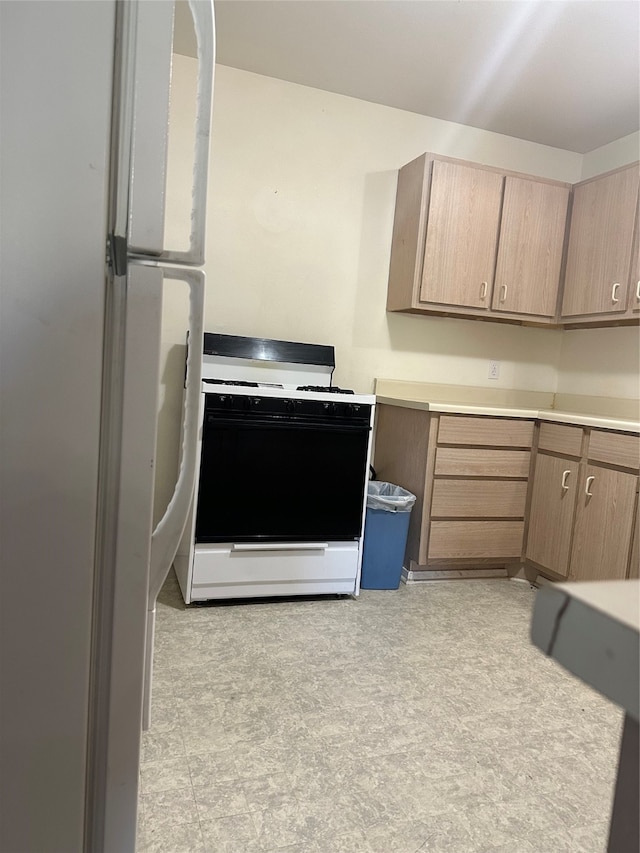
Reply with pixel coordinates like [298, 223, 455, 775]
[174, 334, 375, 602]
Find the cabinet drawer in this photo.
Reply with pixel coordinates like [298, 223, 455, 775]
[431, 480, 528, 518]
[538, 422, 583, 456]
[438, 416, 534, 447]
[588, 430, 640, 470]
[428, 521, 524, 559]
[434, 448, 531, 478]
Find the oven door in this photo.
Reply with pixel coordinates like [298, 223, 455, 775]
[195, 406, 371, 543]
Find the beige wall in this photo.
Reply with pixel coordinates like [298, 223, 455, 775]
[154, 58, 637, 519]
[556, 327, 639, 400]
[580, 131, 639, 181]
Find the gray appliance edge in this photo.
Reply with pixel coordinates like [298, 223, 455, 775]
[0, 2, 213, 851]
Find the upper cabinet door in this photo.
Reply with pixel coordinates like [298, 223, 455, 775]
[629, 197, 640, 314]
[420, 160, 503, 309]
[562, 166, 640, 318]
[492, 178, 569, 317]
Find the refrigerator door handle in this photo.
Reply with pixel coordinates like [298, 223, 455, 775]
[149, 266, 205, 601]
[129, 0, 215, 267]
[142, 263, 204, 731]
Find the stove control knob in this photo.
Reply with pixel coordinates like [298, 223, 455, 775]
[285, 399, 298, 413]
[323, 401, 337, 415]
[251, 397, 262, 408]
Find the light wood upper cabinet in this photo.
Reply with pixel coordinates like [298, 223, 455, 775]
[628, 198, 640, 315]
[525, 453, 579, 577]
[569, 465, 638, 582]
[420, 160, 503, 309]
[387, 152, 639, 328]
[492, 177, 569, 317]
[562, 165, 640, 318]
[387, 154, 571, 324]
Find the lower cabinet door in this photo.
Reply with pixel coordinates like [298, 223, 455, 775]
[525, 453, 579, 576]
[629, 511, 639, 579]
[569, 465, 638, 581]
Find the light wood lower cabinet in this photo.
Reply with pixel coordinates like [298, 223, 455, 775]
[537, 422, 583, 456]
[569, 466, 638, 582]
[438, 415, 534, 447]
[429, 521, 524, 560]
[629, 514, 639, 579]
[374, 407, 533, 577]
[525, 454, 579, 577]
[525, 427, 639, 582]
[374, 404, 639, 583]
[434, 448, 531, 478]
[588, 430, 640, 470]
[431, 479, 527, 518]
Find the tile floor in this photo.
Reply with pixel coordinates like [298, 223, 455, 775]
[137, 573, 622, 853]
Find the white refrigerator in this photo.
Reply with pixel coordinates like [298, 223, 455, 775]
[0, 2, 214, 851]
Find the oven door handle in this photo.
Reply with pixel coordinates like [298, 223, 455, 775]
[232, 543, 329, 552]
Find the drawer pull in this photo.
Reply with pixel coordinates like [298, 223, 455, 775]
[611, 282, 620, 304]
[561, 469, 571, 491]
[480, 281, 488, 300]
[585, 475, 595, 497]
[500, 284, 508, 303]
[232, 543, 328, 552]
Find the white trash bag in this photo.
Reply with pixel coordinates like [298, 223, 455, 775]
[367, 481, 416, 513]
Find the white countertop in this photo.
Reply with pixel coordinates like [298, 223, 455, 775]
[374, 380, 640, 433]
[539, 408, 639, 432]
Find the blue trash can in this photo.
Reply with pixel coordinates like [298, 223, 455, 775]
[360, 482, 416, 590]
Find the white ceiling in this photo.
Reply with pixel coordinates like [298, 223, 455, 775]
[174, 0, 640, 154]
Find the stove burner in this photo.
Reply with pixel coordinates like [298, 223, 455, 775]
[297, 385, 355, 394]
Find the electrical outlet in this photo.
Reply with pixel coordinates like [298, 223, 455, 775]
[488, 359, 500, 380]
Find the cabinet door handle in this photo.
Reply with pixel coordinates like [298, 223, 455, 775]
[561, 469, 571, 491]
[612, 282, 621, 303]
[500, 284, 508, 303]
[585, 475, 595, 497]
[636, 280, 640, 301]
[480, 281, 488, 300]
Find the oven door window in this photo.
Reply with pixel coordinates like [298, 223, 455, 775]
[195, 416, 370, 543]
